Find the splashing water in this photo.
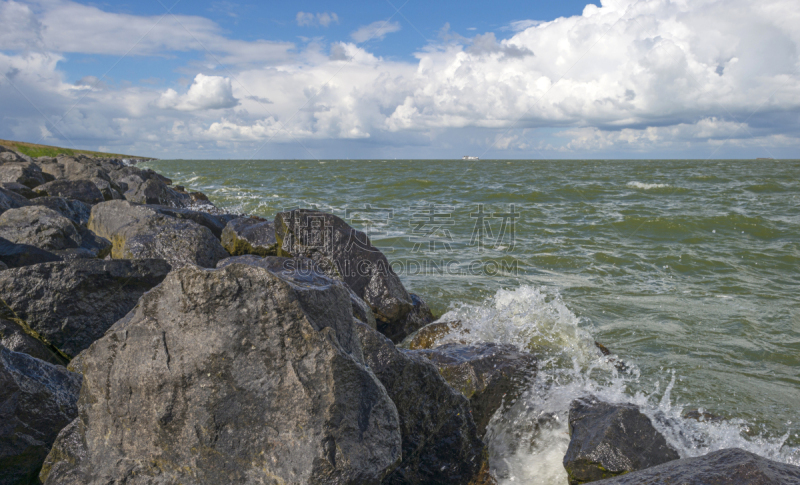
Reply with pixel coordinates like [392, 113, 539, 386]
[432, 286, 800, 484]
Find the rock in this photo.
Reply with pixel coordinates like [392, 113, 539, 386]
[563, 396, 680, 485]
[0, 206, 111, 257]
[0, 236, 62, 269]
[88, 200, 229, 268]
[391, 293, 435, 342]
[34, 179, 105, 205]
[0, 317, 67, 366]
[31, 196, 92, 226]
[41, 263, 402, 485]
[145, 204, 236, 238]
[221, 216, 278, 256]
[90, 177, 123, 200]
[124, 177, 190, 207]
[275, 209, 417, 342]
[0, 145, 24, 162]
[0, 346, 82, 485]
[0, 162, 48, 188]
[592, 448, 800, 484]
[0, 261, 6, 271]
[356, 321, 486, 484]
[0, 186, 31, 214]
[0, 259, 171, 359]
[0, 181, 37, 199]
[402, 320, 465, 350]
[413, 342, 537, 436]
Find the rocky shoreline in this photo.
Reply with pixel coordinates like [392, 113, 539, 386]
[0, 144, 797, 484]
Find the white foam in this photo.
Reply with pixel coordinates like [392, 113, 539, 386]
[627, 181, 671, 190]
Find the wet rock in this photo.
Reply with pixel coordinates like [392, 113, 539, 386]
[0, 317, 67, 366]
[0, 346, 82, 485]
[31, 196, 92, 226]
[0, 259, 171, 359]
[564, 396, 680, 484]
[592, 448, 800, 484]
[0, 162, 48, 188]
[145, 204, 236, 238]
[390, 293, 435, 342]
[0, 236, 62, 269]
[402, 320, 465, 350]
[88, 200, 229, 268]
[0, 186, 31, 214]
[221, 216, 279, 256]
[356, 321, 486, 484]
[41, 263, 402, 485]
[0, 181, 37, 199]
[34, 179, 105, 205]
[414, 342, 537, 436]
[275, 209, 417, 342]
[124, 177, 190, 207]
[0, 206, 111, 258]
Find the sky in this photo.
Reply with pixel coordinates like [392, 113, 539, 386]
[0, 0, 799, 159]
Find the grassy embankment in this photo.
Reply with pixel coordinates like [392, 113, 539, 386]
[0, 139, 150, 159]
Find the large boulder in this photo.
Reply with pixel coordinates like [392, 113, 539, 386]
[41, 263, 402, 485]
[34, 179, 105, 205]
[0, 206, 111, 258]
[0, 182, 37, 199]
[275, 209, 418, 342]
[563, 396, 680, 484]
[0, 162, 47, 188]
[356, 321, 486, 484]
[31, 196, 92, 226]
[222, 216, 279, 256]
[0, 259, 171, 359]
[0, 146, 25, 162]
[0, 317, 67, 366]
[414, 342, 537, 437]
[0, 186, 31, 215]
[124, 177, 190, 207]
[593, 448, 800, 484]
[88, 200, 229, 268]
[0, 346, 82, 485]
[402, 320, 465, 350]
[145, 204, 236, 238]
[0, 236, 61, 269]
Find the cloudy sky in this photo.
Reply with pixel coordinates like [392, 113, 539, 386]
[1, 0, 798, 159]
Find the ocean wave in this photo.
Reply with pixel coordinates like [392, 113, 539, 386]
[627, 181, 671, 190]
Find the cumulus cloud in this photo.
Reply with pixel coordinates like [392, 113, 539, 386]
[351, 20, 401, 43]
[296, 11, 339, 27]
[157, 74, 239, 111]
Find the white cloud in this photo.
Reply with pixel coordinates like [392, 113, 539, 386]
[350, 20, 401, 43]
[157, 74, 239, 111]
[296, 11, 339, 27]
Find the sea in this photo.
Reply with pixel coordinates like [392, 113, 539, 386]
[141, 158, 800, 484]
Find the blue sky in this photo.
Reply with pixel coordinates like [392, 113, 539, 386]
[1, 0, 799, 159]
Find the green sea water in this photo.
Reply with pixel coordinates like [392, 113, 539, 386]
[142, 158, 800, 482]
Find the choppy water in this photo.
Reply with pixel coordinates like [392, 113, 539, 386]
[142, 158, 800, 483]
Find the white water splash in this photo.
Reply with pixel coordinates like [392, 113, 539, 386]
[627, 181, 671, 190]
[431, 286, 800, 484]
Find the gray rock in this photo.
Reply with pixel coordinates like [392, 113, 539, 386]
[0, 186, 31, 215]
[414, 342, 537, 437]
[221, 217, 279, 256]
[0, 236, 62, 269]
[355, 321, 486, 484]
[0, 317, 67, 366]
[0, 346, 82, 485]
[0, 259, 171, 359]
[0, 206, 82, 251]
[0, 162, 47, 188]
[34, 179, 105, 205]
[124, 177, 190, 207]
[0, 145, 24, 162]
[0, 261, 6, 271]
[593, 448, 800, 485]
[90, 177, 123, 200]
[31, 196, 92, 226]
[564, 396, 680, 484]
[275, 209, 417, 342]
[0, 181, 37, 199]
[88, 200, 229, 268]
[41, 263, 402, 485]
[145, 204, 236, 238]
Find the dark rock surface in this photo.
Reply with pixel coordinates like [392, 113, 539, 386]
[0, 161, 48, 188]
[355, 321, 486, 484]
[31, 197, 92, 226]
[124, 177, 190, 207]
[88, 200, 229, 268]
[0, 317, 67, 366]
[41, 263, 402, 485]
[0, 206, 82, 251]
[146, 204, 236, 238]
[402, 320, 465, 350]
[564, 396, 680, 484]
[0, 186, 31, 214]
[0, 259, 171, 359]
[414, 342, 537, 436]
[592, 448, 800, 484]
[0, 182, 37, 199]
[0, 346, 82, 485]
[34, 179, 105, 205]
[221, 216, 278, 256]
[275, 209, 417, 342]
[0, 236, 62, 269]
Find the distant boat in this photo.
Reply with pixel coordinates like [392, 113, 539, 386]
[462, 156, 479, 160]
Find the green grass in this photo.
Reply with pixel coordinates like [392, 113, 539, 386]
[0, 139, 150, 159]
